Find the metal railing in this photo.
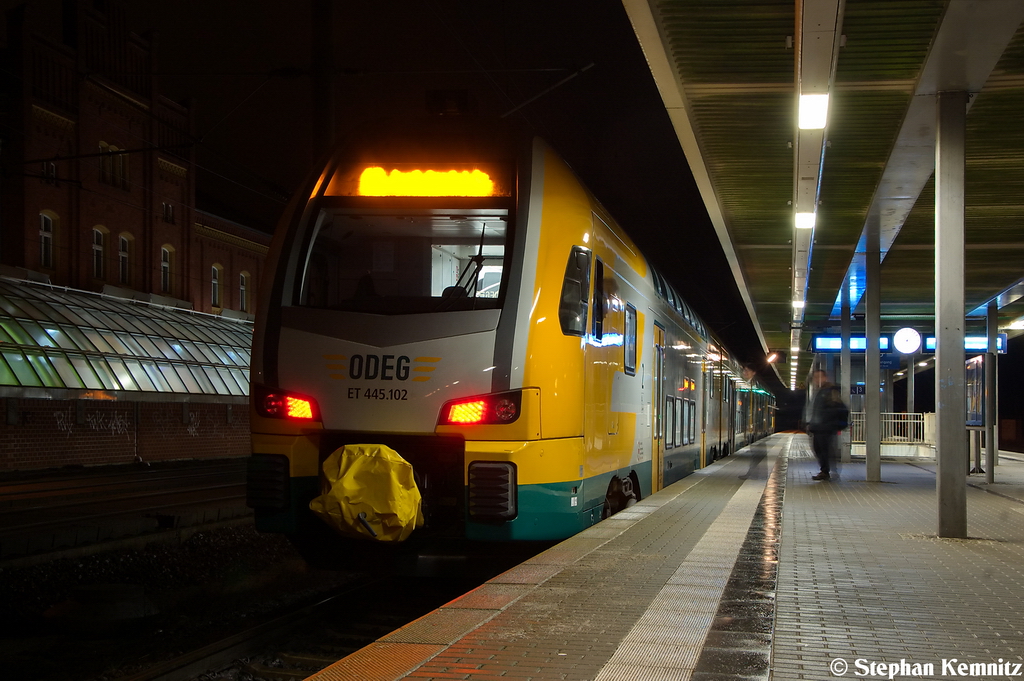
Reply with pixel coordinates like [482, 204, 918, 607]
[849, 412, 926, 444]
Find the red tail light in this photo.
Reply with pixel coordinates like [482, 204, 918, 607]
[254, 385, 321, 421]
[438, 391, 522, 426]
[448, 400, 487, 423]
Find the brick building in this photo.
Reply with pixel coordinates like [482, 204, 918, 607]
[0, 0, 270, 315]
[0, 1, 271, 471]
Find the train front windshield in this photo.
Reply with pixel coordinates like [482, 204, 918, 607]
[298, 207, 511, 314]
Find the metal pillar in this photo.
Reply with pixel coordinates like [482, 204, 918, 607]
[935, 90, 967, 538]
[865, 211, 881, 483]
[986, 301, 998, 483]
[841, 276, 852, 463]
[907, 352, 916, 414]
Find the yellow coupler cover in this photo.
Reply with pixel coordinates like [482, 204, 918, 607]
[309, 444, 424, 542]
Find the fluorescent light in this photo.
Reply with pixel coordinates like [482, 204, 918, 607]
[799, 94, 829, 129]
[791, 347, 799, 353]
[795, 212, 816, 229]
[792, 300, 805, 309]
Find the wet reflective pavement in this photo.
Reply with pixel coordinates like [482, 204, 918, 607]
[691, 442, 785, 680]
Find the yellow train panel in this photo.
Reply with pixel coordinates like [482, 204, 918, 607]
[463, 438, 583, 486]
[251, 432, 321, 478]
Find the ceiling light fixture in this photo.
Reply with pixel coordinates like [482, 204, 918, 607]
[795, 211, 816, 229]
[798, 93, 829, 129]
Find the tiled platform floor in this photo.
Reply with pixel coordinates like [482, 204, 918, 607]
[308, 434, 1024, 680]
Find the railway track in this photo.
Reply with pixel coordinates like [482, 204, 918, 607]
[0, 459, 249, 561]
[112, 562, 512, 681]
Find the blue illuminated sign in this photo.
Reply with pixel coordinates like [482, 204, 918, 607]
[812, 335, 891, 352]
[923, 334, 1006, 353]
[812, 333, 1007, 353]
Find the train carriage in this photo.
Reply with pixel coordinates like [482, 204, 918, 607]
[246, 118, 773, 557]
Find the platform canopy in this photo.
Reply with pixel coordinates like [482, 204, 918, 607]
[0, 277, 252, 401]
[622, 0, 1024, 389]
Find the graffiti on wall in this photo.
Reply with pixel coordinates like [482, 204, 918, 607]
[52, 406, 135, 442]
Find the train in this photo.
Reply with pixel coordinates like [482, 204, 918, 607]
[245, 117, 774, 560]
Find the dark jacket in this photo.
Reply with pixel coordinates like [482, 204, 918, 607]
[808, 383, 849, 434]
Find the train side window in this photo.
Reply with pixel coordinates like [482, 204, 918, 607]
[592, 258, 604, 340]
[688, 398, 697, 444]
[674, 397, 683, 446]
[558, 246, 591, 336]
[682, 398, 690, 445]
[624, 303, 637, 375]
[665, 395, 675, 448]
[653, 270, 666, 299]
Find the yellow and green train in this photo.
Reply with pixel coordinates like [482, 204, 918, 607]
[246, 118, 774, 556]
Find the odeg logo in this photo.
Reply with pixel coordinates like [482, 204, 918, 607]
[347, 354, 411, 381]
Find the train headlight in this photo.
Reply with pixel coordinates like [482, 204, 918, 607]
[438, 390, 522, 426]
[254, 385, 321, 421]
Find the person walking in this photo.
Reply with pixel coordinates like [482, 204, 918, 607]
[807, 369, 849, 481]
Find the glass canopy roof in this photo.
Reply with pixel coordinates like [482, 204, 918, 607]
[0, 278, 252, 400]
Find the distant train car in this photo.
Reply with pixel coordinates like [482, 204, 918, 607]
[246, 118, 774, 557]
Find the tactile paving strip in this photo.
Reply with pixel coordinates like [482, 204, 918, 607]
[308, 642, 444, 681]
[379, 607, 497, 645]
[593, 440, 786, 681]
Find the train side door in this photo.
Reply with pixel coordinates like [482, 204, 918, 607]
[584, 258, 612, 467]
[701, 363, 710, 467]
[652, 324, 665, 491]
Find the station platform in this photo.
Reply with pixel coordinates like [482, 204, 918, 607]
[307, 432, 1024, 681]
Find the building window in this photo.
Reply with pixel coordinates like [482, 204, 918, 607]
[40, 213, 54, 269]
[118, 235, 131, 285]
[99, 142, 129, 189]
[160, 247, 172, 293]
[41, 161, 57, 185]
[162, 202, 175, 223]
[92, 228, 105, 279]
[211, 264, 222, 308]
[239, 272, 249, 313]
[99, 142, 111, 184]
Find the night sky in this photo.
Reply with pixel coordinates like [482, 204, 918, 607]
[4, 0, 777, 392]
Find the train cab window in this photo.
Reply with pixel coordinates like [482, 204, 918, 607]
[297, 207, 512, 314]
[624, 303, 637, 375]
[592, 259, 604, 340]
[558, 246, 591, 336]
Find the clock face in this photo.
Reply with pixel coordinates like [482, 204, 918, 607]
[894, 327, 921, 354]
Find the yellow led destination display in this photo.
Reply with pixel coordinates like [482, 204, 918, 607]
[324, 163, 510, 197]
[357, 167, 496, 197]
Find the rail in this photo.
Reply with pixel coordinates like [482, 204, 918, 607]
[849, 412, 926, 444]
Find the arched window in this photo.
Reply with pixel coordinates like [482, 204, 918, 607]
[211, 264, 223, 308]
[92, 227, 108, 279]
[39, 212, 56, 270]
[160, 245, 174, 294]
[118, 233, 133, 285]
[239, 271, 250, 313]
